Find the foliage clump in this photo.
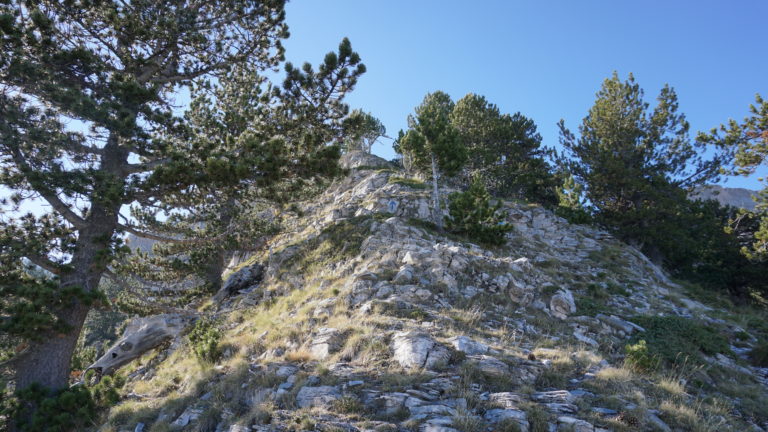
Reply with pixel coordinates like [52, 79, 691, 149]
[624, 339, 658, 372]
[188, 318, 222, 364]
[1, 376, 124, 432]
[445, 179, 512, 246]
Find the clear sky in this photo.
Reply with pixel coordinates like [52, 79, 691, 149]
[280, 0, 768, 189]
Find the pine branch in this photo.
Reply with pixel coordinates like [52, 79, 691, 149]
[25, 255, 63, 276]
[9, 148, 87, 229]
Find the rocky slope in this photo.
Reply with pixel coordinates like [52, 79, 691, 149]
[98, 153, 768, 432]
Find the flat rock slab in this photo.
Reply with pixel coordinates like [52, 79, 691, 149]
[296, 386, 342, 409]
[392, 331, 449, 370]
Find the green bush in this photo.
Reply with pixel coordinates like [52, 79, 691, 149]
[445, 179, 512, 246]
[624, 339, 658, 372]
[629, 316, 730, 367]
[188, 318, 221, 364]
[2, 375, 124, 432]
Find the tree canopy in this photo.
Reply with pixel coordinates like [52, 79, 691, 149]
[115, 40, 365, 310]
[699, 94, 768, 260]
[558, 72, 722, 261]
[0, 0, 329, 391]
[451, 93, 556, 203]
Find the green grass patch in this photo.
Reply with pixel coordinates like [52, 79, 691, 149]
[628, 315, 730, 367]
[388, 175, 428, 189]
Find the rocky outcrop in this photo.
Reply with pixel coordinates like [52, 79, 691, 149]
[296, 385, 342, 408]
[309, 327, 344, 359]
[339, 150, 391, 170]
[392, 331, 449, 370]
[97, 161, 768, 432]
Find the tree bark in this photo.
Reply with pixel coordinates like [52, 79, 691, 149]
[431, 153, 444, 231]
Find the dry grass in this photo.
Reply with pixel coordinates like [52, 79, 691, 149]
[284, 349, 314, 363]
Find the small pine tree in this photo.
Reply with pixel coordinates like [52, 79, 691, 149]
[555, 173, 592, 224]
[394, 91, 468, 229]
[445, 179, 512, 245]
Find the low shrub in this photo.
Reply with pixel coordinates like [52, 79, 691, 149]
[624, 339, 658, 372]
[2, 375, 124, 432]
[445, 179, 512, 246]
[188, 318, 221, 364]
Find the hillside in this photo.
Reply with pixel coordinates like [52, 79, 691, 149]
[693, 185, 759, 211]
[96, 153, 768, 432]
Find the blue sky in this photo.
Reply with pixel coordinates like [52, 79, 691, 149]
[281, 0, 768, 189]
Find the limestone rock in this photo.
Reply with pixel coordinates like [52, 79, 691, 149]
[557, 416, 594, 432]
[340, 151, 390, 170]
[309, 327, 344, 359]
[171, 406, 203, 427]
[468, 355, 510, 377]
[449, 336, 489, 355]
[215, 263, 263, 302]
[392, 331, 449, 370]
[484, 409, 529, 431]
[550, 289, 576, 319]
[296, 386, 342, 409]
[488, 392, 526, 409]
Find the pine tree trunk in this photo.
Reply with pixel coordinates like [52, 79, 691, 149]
[13, 135, 127, 391]
[13, 302, 90, 390]
[431, 154, 443, 231]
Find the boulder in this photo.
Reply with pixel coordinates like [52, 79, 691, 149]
[296, 386, 342, 409]
[392, 331, 449, 370]
[170, 406, 203, 427]
[449, 336, 489, 355]
[468, 355, 510, 377]
[339, 151, 390, 170]
[550, 289, 576, 319]
[309, 327, 344, 359]
[488, 392, 526, 409]
[484, 409, 529, 431]
[557, 416, 594, 432]
[215, 263, 263, 302]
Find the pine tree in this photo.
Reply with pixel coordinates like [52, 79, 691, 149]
[394, 91, 467, 229]
[699, 94, 768, 260]
[342, 109, 386, 153]
[445, 178, 512, 246]
[114, 41, 365, 309]
[558, 72, 722, 262]
[450, 93, 556, 204]
[0, 0, 291, 390]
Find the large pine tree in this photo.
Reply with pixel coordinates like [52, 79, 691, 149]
[450, 93, 556, 204]
[115, 40, 365, 308]
[558, 72, 722, 262]
[0, 0, 291, 390]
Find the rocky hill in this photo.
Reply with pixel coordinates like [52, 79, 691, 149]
[96, 153, 768, 432]
[692, 185, 759, 211]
